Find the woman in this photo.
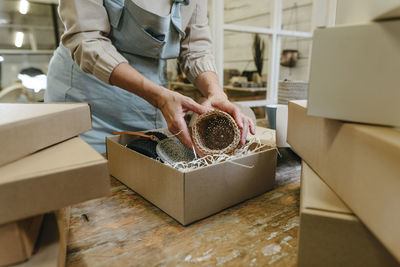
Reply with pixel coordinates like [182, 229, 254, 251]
[45, 0, 254, 154]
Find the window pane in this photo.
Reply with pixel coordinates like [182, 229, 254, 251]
[224, 0, 272, 28]
[0, 0, 63, 50]
[224, 32, 270, 102]
[281, 0, 313, 32]
[278, 36, 311, 104]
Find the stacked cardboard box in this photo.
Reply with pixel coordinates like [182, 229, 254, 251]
[288, 6, 400, 266]
[307, 17, 400, 127]
[0, 103, 110, 266]
[298, 162, 399, 267]
[288, 100, 400, 264]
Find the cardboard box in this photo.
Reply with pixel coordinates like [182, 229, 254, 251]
[0, 215, 44, 266]
[106, 127, 277, 225]
[18, 208, 70, 267]
[0, 103, 92, 167]
[298, 162, 399, 267]
[287, 100, 400, 261]
[308, 20, 400, 127]
[335, 0, 400, 25]
[0, 137, 110, 225]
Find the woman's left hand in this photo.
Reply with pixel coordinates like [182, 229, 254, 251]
[202, 93, 255, 145]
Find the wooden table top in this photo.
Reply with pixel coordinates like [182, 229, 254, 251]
[67, 150, 301, 267]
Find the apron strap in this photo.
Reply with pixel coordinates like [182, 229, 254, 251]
[171, 0, 189, 38]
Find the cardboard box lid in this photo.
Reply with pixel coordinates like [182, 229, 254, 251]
[0, 215, 43, 266]
[0, 137, 110, 225]
[301, 162, 351, 215]
[288, 100, 400, 262]
[0, 103, 92, 167]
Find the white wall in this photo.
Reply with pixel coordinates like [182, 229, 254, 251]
[335, 0, 400, 25]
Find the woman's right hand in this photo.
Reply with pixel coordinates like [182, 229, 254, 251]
[157, 89, 209, 149]
[110, 63, 208, 150]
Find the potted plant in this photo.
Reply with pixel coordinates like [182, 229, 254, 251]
[252, 34, 265, 84]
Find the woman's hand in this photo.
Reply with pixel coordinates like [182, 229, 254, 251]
[202, 92, 256, 145]
[157, 89, 209, 149]
[110, 63, 208, 150]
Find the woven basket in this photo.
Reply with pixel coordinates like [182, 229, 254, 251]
[192, 110, 240, 155]
[278, 80, 308, 105]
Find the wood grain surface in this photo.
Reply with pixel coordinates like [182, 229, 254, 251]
[67, 149, 301, 266]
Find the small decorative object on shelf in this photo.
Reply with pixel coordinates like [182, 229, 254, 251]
[280, 49, 299, 68]
[192, 110, 240, 155]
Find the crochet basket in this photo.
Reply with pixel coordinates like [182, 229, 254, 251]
[192, 110, 240, 155]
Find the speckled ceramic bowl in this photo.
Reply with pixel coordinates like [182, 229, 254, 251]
[192, 110, 240, 155]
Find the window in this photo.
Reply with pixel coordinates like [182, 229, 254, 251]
[0, 0, 63, 89]
[209, 0, 314, 107]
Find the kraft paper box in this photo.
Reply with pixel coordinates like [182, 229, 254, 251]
[298, 162, 399, 267]
[106, 126, 277, 225]
[308, 20, 400, 127]
[335, 0, 400, 25]
[0, 207, 70, 267]
[0, 137, 110, 225]
[17, 208, 71, 267]
[0, 103, 92, 167]
[287, 100, 400, 261]
[0, 215, 43, 266]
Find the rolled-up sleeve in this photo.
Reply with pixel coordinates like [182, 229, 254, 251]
[59, 0, 128, 84]
[178, 0, 217, 84]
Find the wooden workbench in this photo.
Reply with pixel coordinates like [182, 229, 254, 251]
[67, 150, 301, 266]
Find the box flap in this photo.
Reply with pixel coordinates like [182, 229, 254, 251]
[0, 137, 110, 224]
[301, 162, 351, 215]
[0, 103, 92, 167]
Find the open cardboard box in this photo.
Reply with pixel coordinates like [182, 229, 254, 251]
[106, 126, 277, 225]
[288, 100, 400, 262]
[298, 162, 399, 267]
